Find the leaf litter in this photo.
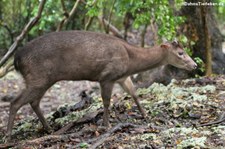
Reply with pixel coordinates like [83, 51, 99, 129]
[0, 72, 224, 148]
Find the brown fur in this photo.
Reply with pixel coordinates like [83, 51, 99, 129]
[6, 31, 197, 142]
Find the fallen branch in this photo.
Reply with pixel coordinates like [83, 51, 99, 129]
[0, 122, 97, 148]
[0, 142, 16, 149]
[87, 123, 139, 149]
[5, 128, 88, 148]
[10, 115, 103, 148]
[0, 0, 47, 68]
[54, 109, 103, 135]
[199, 112, 225, 127]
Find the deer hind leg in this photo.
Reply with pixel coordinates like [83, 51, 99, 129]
[6, 86, 48, 142]
[117, 76, 146, 118]
[30, 89, 51, 130]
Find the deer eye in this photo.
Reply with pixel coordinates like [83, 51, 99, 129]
[178, 52, 184, 56]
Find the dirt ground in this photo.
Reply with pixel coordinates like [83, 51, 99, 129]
[0, 71, 97, 127]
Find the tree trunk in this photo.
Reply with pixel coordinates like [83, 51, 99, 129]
[201, 2, 212, 76]
[180, 0, 225, 74]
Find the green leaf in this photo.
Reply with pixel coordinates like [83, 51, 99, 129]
[79, 142, 89, 148]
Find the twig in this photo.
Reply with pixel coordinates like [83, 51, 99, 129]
[140, 24, 148, 47]
[27, 135, 70, 144]
[60, 0, 69, 17]
[57, 0, 81, 31]
[0, 142, 16, 149]
[199, 112, 225, 127]
[98, 17, 123, 39]
[106, 0, 116, 34]
[0, 0, 47, 67]
[150, 19, 158, 45]
[0, 126, 93, 148]
[87, 123, 139, 149]
[0, 23, 14, 44]
[0, 130, 81, 148]
[57, 0, 69, 31]
[85, 17, 94, 31]
[123, 12, 133, 40]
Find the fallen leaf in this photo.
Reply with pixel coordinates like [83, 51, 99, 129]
[95, 131, 100, 137]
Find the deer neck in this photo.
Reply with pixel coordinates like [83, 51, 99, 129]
[126, 45, 167, 75]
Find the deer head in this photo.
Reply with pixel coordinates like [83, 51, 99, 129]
[161, 41, 197, 71]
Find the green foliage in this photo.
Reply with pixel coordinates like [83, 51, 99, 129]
[0, 0, 30, 50]
[86, 0, 185, 41]
[179, 34, 205, 73]
[30, 0, 86, 34]
[179, 35, 193, 57]
[153, 1, 185, 40]
[30, 0, 62, 35]
[79, 142, 89, 148]
[194, 57, 205, 73]
[0, 0, 87, 51]
[0, 25, 11, 53]
[214, 0, 225, 22]
[86, 0, 105, 17]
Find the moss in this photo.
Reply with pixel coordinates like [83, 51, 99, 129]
[162, 127, 199, 136]
[148, 83, 215, 102]
[211, 125, 225, 136]
[54, 100, 102, 125]
[138, 133, 157, 141]
[136, 87, 151, 95]
[177, 137, 207, 148]
[16, 121, 33, 132]
[139, 80, 217, 116]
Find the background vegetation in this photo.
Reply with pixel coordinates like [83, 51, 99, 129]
[0, 0, 224, 77]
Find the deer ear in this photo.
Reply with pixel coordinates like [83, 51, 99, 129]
[160, 44, 170, 49]
[172, 40, 178, 46]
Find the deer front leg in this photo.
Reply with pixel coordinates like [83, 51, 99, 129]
[100, 81, 114, 127]
[117, 76, 147, 118]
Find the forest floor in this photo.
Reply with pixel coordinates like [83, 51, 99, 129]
[0, 71, 224, 149]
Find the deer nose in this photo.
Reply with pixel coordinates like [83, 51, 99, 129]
[193, 63, 197, 69]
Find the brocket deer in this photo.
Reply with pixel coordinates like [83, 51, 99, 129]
[5, 31, 197, 141]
